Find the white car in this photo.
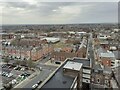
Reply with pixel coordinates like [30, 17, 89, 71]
[14, 66, 18, 70]
[5, 72, 9, 77]
[8, 73, 13, 78]
[39, 67, 42, 71]
[21, 67, 25, 71]
[32, 84, 38, 89]
[11, 79, 17, 85]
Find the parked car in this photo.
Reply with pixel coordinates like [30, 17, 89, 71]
[20, 67, 25, 71]
[24, 73, 30, 77]
[11, 79, 17, 85]
[14, 66, 18, 70]
[14, 66, 22, 70]
[39, 67, 42, 71]
[2, 64, 7, 68]
[32, 84, 38, 89]
[7, 73, 13, 78]
[8, 64, 16, 69]
[2, 72, 7, 77]
[55, 61, 61, 64]
[37, 80, 42, 85]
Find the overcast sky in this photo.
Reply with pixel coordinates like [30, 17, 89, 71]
[0, 0, 118, 24]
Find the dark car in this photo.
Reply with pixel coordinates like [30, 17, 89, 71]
[37, 80, 42, 85]
[2, 64, 7, 68]
[55, 61, 61, 64]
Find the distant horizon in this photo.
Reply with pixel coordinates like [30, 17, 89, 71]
[1, 22, 118, 26]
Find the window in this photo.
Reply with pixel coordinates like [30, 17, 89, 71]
[105, 80, 108, 84]
[107, 61, 109, 63]
[97, 78, 100, 83]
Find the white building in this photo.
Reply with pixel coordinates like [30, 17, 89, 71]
[41, 37, 60, 43]
[97, 34, 111, 40]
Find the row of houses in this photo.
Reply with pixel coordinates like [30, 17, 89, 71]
[2, 45, 53, 61]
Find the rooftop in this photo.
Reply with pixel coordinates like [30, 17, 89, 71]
[41, 61, 75, 88]
[113, 50, 120, 60]
[73, 58, 91, 68]
[100, 52, 115, 58]
[103, 66, 112, 74]
[63, 61, 82, 71]
[41, 60, 83, 88]
[41, 37, 60, 43]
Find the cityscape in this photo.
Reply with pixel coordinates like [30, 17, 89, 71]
[0, 0, 120, 90]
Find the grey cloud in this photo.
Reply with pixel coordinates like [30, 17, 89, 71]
[69, 2, 118, 23]
[4, 1, 38, 10]
[3, 2, 77, 16]
[1, 2, 118, 24]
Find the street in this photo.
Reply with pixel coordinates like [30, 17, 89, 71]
[88, 33, 95, 67]
[22, 69, 51, 89]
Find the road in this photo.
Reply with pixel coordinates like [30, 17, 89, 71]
[22, 69, 51, 89]
[88, 33, 95, 67]
[39, 55, 50, 64]
[37, 63, 57, 71]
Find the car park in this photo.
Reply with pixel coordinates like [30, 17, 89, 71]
[2, 72, 13, 78]
[1, 63, 34, 89]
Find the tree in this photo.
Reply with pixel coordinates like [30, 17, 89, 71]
[15, 59, 20, 66]
[27, 59, 36, 69]
[4, 56, 9, 65]
[20, 60, 27, 66]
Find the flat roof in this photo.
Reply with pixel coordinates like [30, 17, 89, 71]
[41, 60, 80, 88]
[100, 52, 115, 58]
[63, 61, 82, 71]
[73, 58, 91, 68]
[113, 51, 120, 60]
[41, 37, 60, 43]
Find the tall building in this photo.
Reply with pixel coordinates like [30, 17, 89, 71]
[40, 59, 83, 90]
